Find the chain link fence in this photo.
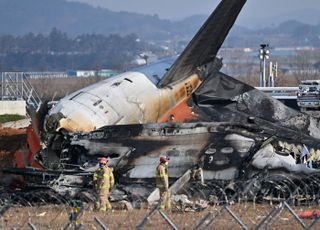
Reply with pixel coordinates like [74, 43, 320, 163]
[1, 198, 320, 229]
[1, 175, 320, 229]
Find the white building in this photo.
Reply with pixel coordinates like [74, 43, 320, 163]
[76, 70, 96, 78]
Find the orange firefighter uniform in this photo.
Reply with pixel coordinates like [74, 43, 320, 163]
[93, 157, 115, 211]
[156, 156, 171, 210]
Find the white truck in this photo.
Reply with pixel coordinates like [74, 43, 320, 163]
[297, 80, 320, 111]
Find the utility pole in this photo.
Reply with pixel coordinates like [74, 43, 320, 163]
[259, 44, 269, 87]
[269, 62, 274, 87]
[268, 62, 278, 87]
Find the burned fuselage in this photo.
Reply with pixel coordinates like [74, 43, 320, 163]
[41, 122, 258, 181]
[44, 67, 202, 133]
[18, 0, 320, 197]
[28, 56, 320, 199]
[38, 0, 247, 174]
[38, 116, 320, 184]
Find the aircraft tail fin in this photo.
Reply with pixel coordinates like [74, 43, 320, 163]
[158, 0, 246, 88]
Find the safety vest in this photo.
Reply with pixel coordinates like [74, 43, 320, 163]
[93, 166, 114, 190]
[155, 163, 169, 189]
[308, 149, 316, 161]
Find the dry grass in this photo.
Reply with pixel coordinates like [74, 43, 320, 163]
[29, 77, 104, 101]
[1, 203, 320, 229]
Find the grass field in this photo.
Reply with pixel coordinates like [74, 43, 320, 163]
[0, 114, 25, 124]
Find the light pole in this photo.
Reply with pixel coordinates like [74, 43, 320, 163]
[259, 44, 269, 87]
[268, 61, 278, 87]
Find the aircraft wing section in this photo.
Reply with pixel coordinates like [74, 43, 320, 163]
[157, 0, 246, 88]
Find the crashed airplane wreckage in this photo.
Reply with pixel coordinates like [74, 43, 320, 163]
[4, 0, 320, 203]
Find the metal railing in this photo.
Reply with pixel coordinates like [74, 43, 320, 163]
[1, 72, 42, 111]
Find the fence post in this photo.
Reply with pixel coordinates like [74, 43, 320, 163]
[28, 222, 37, 230]
[283, 202, 307, 229]
[192, 212, 212, 230]
[159, 210, 178, 230]
[224, 206, 248, 230]
[254, 203, 283, 230]
[94, 217, 109, 230]
[307, 217, 320, 230]
[136, 204, 159, 229]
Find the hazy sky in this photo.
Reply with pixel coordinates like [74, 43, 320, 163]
[70, 0, 320, 21]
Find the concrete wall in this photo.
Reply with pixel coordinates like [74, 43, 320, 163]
[0, 100, 26, 116]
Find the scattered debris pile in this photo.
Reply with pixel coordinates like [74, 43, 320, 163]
[172, 194, 208, 212]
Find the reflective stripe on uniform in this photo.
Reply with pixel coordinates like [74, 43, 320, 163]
[103, 173, 111, 177]
[101, 185, 110, 189]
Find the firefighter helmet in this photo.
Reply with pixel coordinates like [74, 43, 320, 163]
[99, 157, 108, 164]
[160, 156, 169, 163]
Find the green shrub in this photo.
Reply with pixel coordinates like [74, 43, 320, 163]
[0, 114, 26, 123]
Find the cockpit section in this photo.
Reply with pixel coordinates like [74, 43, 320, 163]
[133, 56, 177, 85]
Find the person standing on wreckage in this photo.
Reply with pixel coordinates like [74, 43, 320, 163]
[156, 156, 171, 210]
[93, 157, 115, 212]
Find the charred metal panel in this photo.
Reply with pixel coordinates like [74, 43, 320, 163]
[158, 98, 198, 123]
[251, 144, 314, 174]
[65, 122, 266, 180]
[203, 134, 254, 170]
[158, 74, 201, 120]
[61, 118, 320, 182]
[193, 71, 320, 147]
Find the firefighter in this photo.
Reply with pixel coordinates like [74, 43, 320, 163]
[156, 156, 171, 210]
[93, 157, 114, 211]
[191, 164, 204, 184]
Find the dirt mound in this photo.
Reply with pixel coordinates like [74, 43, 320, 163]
[0, 151, 16, 168]
[0, 127, 26, 136]
[0, 127, 26, 149]
[0, 128, 26, 185]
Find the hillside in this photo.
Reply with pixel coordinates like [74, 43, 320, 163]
[0, 0, 174, 40]
[0, 0, 319, 47]
[0, 0, 319, 72]
[225, 21, 320, 48]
